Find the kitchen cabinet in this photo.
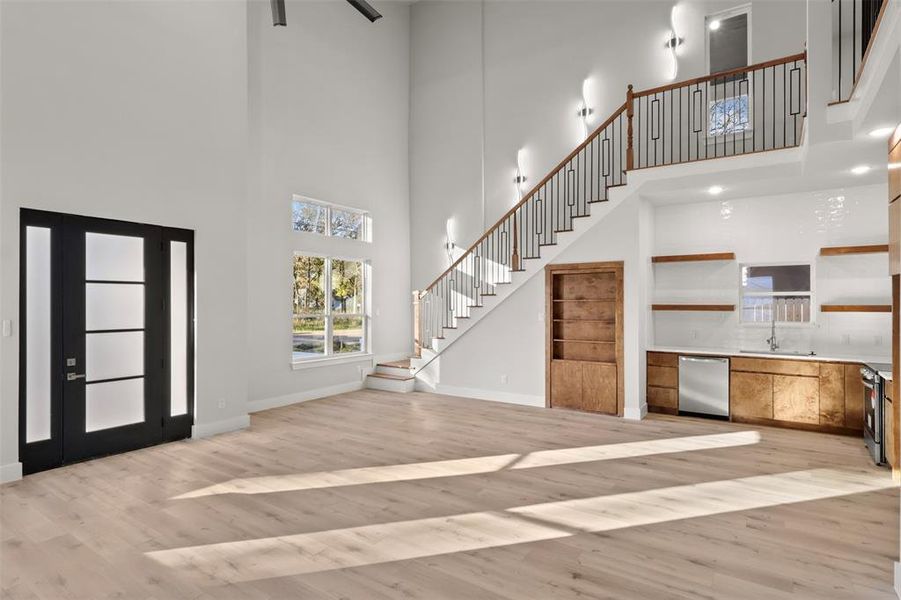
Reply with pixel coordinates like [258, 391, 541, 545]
[885, 382, 896, 469]
[730, 372, 773, 419]
[773, 375, 819, 424]
[645, 352, 866, 434]
[647, 352, 679, 415]
[818, 363, 845, 426]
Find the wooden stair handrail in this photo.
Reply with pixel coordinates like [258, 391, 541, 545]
[633, 52, 807, 98]
[420, 50, 807, 296]
[421, 101, 628, 293]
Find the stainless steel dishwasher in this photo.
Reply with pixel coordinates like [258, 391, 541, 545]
[678, 356, 730, 418]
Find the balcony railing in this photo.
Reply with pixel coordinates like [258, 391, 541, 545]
[415, 52, 807, 354]
[831, 0, 888, 103]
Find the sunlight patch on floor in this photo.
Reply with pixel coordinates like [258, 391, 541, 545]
[173, 431, 761, 499]
[148, 467, 890, 583]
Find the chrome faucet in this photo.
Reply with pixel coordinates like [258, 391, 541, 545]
[766, 317, 779, 352]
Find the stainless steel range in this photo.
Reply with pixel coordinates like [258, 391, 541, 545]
[861, 363, 891, 466]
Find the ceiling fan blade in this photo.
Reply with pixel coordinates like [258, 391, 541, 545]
[271, 0, 286, 26]
[346, 0, 382, 23]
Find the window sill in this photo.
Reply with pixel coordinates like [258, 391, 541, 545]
[291, 353, 373, 371]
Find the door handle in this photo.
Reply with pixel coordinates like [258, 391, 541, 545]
[66, 373, 86, 381]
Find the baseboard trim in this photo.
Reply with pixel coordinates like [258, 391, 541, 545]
[248, 381, 365, 414]
[0, 462, 23, 484]
[191, 414, 251, 439]
[434, 384, 544, 407]
[624, 402, 648, 421]
[894, 561, 901, 599]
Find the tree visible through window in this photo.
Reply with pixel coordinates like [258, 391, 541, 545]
[293, 254, 367, 361]
[292, 197, 369, 242]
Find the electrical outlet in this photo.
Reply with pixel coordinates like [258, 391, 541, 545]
[690, 329, 699, 340]
[500, 374, 508, 384]
[1, 320, 11, 337]
[217, 399, 226, 409]
[538, 311, 544, 322]
[841, 334, 851, 346]
[874, 335, 883, 346]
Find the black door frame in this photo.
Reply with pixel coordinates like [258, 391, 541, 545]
[18, 209, 195, 474]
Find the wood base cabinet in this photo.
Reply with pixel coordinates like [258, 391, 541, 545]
[647, 352, 865, 435]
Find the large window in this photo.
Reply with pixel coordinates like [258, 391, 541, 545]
[293, 254, 368, 361]
[706, 6, 752, 138]
[740, 263, 813, 324]
[292, 196, 370, 242]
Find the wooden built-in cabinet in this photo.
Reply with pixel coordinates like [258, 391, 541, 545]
[646, 351, 865, 434]
[647, 352, 679, 415]
[547, 262, 624, 416]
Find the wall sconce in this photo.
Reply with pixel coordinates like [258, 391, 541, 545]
[444, 219, 456, 264]
[513, 148, 527, 200]
[664, 5, 683, 80]
[577, 79, 594, 140]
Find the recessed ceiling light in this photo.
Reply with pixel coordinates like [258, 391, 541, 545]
[851, 165, 871, 175]
[709, 20, 721, 31]
[868, 127, 894, 139]
[708, 185, 724, 195]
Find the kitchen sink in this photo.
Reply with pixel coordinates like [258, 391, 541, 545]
[739, 350, 817, 356]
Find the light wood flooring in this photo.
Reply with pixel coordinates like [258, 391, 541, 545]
[1, 390, 898, 599]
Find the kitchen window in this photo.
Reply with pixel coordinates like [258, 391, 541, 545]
[292, 196, 370, 242]
[293, 254, 368, 362]
[740, 263, 813, 324]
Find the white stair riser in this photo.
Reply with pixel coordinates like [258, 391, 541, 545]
[375, 365, 414, 377]
[366, 375, 416, 393]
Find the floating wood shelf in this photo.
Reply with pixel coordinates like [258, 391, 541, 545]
[820, 304, 892, 313]
[652, 304, 736, 312]
[819, 244, 889, 256]
[652, 252, 735, 264]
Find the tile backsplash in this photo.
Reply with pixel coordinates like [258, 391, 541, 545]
[651, 183, 891, 358]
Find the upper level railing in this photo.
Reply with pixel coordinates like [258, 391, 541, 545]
[831, 0, 888, 103]
[414, 52, 807, 354]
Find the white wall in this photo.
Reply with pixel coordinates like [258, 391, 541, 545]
[436, 195, 649, 418]
[651, 184, 892, 358]
[0, 0, 250, 476]
[245, 0, 412, 409]
[409, 0, 808, 289]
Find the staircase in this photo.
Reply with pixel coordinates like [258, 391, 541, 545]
[367, 51, 807, 394]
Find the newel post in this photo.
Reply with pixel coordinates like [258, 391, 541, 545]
[412, 290, 422, 358]
[626, 84, 634, 171]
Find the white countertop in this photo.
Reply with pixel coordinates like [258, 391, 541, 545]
[648, 345, 891, 371]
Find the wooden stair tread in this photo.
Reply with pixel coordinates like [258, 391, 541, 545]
[368, 372, 414, 381]
[378, 359, 412, 369]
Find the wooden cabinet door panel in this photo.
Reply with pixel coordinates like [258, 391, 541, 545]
[886, 398, 896, 468]
[890, 200, 900, 276]
[647, 386, 678, 409]
[583, 362, 617, 415]
[818, 363, 845, 426]
[731, 357, 819, 377]
[647, 352, 678, 368]
[648, 365, 678, 388]
[731, 372, 773, 419]
[774, 375, 819, 424]
[844, 364, 865, 430]
[551, 360, 583, 410]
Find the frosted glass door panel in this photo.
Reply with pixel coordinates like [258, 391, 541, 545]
[85, 284, 144, 331]
[85, 233, 144, 282]
[85, 378, 144, 432]
[85, 332, 144, 382]
[170, 241, 188, 416]
[25, 226, 52, 443]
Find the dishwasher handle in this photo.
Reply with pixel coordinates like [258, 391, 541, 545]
[679, 356, 729, 364]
